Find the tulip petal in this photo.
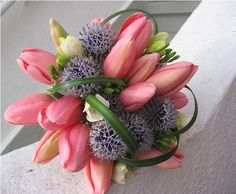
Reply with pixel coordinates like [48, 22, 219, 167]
[33, 130, 61, 164]
[119, 82, 156, 112]
[84, 157, 113, 194]
[170, 92, 188, 109]
[38, 96, 83, 131]
[59, 124, 91, 172]
[128, 53, 159, 85]
[17, 48, 57, 84]
[146, 61, 198, 97]
[138, 148, 184, 169]
[117, 13, 145, 38]
[103, 37, 135, 78]
[4, 93, 53, 125]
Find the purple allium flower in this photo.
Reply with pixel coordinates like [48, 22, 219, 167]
[102, 94, 124, 114]
[90, 120, 128, 160]
[140, 96, 178, 134]
[60, 56, 102, 98]
[79, 23, 115, 62]
[120, 112, 154, 153]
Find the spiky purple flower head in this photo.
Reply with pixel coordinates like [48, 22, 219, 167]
[139, 96, 178, 134]
[90, 120, 128, 160]
[60, 56, 102, 98]
[79, 23, 115, 62]
[120, 112, 154, 153]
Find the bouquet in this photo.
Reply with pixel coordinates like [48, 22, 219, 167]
[4, 9, 198, 194]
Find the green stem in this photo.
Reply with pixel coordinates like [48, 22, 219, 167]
[102, 9, 158, 34]
[48, 77, 126, 94]
[85, 95, 138, 155]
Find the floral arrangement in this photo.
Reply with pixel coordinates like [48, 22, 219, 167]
[4, 9, 198, 194]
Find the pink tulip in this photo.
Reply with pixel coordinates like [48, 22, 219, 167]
[170, 92, 188, 109]
[38, 96, 83, 131]
[145, 61, 198, 97]
[90, 18, 105, 24]
[138, 148, 184, 169]
[127, 53, 160, 85]
[59, 124, 91, 172]
[33, 130, 61, 164]
[103, 37, 135, 79]
[4, 93, 54, 125]
[119, 82, 156, 112]
[117, 13, 152, 58]
[17, 48, 57, 84]
[84, 157, 113, 194]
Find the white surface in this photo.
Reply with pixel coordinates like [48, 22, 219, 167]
[1, 1, 236, 194]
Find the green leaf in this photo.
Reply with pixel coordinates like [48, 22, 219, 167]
[49, 64, 60, 80]
[160, 85, 198, 138]
[85, 95, 138, 155]
[48, 77, 126, 94]
[102, 9, 158, 34]
[118, 134, 180, 167]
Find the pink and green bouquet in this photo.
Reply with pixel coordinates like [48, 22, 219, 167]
[4, 9, 198, 194]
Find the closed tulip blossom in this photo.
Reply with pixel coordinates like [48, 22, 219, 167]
[59, 124, 91, 172]
[33, 130, 61, 164]
[38, 96, 83, 131]
[117, 13, 152, 58]
[17, 48, 57, 84]
[4, 93, 54, 125]
[103, 37, 135, 78]
[119, 82, 156, 112]
[145, 61, 198, 97]
[138, 148, 184, 169]
[127, 53, 160, 85]
[170, 92, 188, 109]
[84, 156, 113, 194]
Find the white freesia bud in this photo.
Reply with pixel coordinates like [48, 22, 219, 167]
[60, 35, 84, 57]
[83, 94, 109, 122]
[112, 162, 132, 184]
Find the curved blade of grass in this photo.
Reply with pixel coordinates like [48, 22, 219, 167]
[102, 9, 158, 34]
[160, 85, 198, 138]
[49, 77, 126, 94]
[119, 134, 179, 167]
[85, 95, 138, 155]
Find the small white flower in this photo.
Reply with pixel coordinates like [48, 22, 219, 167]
[112, 162, 132, 184]
[60, 35, 84, 57]
[83, 94, 109, 122]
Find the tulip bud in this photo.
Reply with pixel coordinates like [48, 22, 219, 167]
[33, 130, 61, 164]
[112, 162, 132, 184]
[119, 82, 156, 112]
[59, 124, 91, 172]
[170, 92, 188, 109]
[127, 53, 160, 85]
[117, 13, 152, 58]
[49, 18, 68, 51]
[145, 61, 198, 97]
[138, 148, 184, 169]
[60, 35, 84, 58]
[84, 157, 113, 194]
[4, 93, 54, 125]
[38, 96, 83, 131]
[17, 48, 57, 84]
[103, 37, 135, 79]
[83, 94, 109, 122]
